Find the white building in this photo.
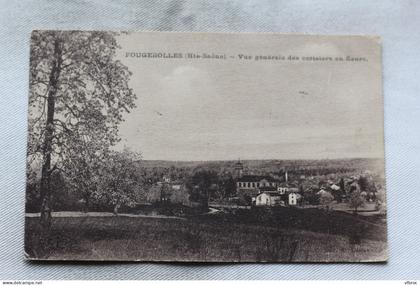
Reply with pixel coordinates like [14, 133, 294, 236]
[330, 184, 340, 191]
[288, 193, 302, 206]
[277, 186, 288, 194]
[171, 184, 182, 190]
[236, 175, 279, 196]
[277, 186, 299, 195]
[255, 192, 282, 206]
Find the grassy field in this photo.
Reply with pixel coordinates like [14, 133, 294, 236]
[25, 207, 387, 262]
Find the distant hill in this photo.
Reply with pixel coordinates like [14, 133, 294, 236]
[139, 158, 384, 173]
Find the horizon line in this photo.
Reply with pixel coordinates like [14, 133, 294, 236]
[140, 157, 384, 163]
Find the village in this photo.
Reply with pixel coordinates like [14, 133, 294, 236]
[25, 158, 388, 262]
[141, 159, 386, 216]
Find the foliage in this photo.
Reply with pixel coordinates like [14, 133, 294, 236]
[319, 191, 334, 209]
[93, 149, 143, 214]
[28, 30, 135, 165]
[349, 190, 366, 214]
[186, 168, 218, 209]
[63, 137, 110, 211]
[220, 175, 237, 198]
[303, 189, 319, 205]
[27, 30, 137, 225]
[358, 176, 369, 192]
[339, 178, 345, 192]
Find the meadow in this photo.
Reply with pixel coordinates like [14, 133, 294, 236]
[25, 207, 387, 262]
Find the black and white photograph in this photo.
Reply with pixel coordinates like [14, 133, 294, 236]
[24, 31, 387, 262]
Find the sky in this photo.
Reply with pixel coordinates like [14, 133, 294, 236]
[115, 32, 384, 161]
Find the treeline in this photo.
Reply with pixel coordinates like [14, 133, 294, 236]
[26, 149, 144, 214]
[184, 168, 237, 208]
[26, 163, 238, 213]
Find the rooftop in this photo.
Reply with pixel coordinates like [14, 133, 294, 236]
[259, 191, 282, 197]
[258, 186, 278, 192]
[237, 175, 278, 183]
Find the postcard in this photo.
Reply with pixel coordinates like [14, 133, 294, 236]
[25, 31, 386, 262]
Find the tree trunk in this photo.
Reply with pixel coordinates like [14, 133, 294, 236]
[84, 193, 90, 213]
[39, 37, 62, 231]
[203, 187, 209, 211]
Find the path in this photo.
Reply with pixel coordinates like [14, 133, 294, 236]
[25, 211, 186, 220]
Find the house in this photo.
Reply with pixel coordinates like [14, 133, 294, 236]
[277, 186, 288, 195]
[329, 183, 344, 202]
[288, 192, 302, 206]
[255, 191, 282, 206]
[171, 184, 182, 190]
[287, 187, 299, 193]
[316, 189, 329, 196]
[275, 184, 299, 204]
[330, 184, 340, 191]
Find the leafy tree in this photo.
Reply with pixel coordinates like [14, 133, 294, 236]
[349, 190, 366, 214]
[319, 191, 334, 210]
[64, 137, 109, 212]
[339, 178, 345, 192]
[28, 31, 136, 228]
[222, 176, 237, 198]
[358, 176, 368, 192]
[298, 184, 304, 195]
[375, 187, 387, 214]
[187, 168, 218, 210]
[303, 189, 319, 205]
[94, 149, 143, 215]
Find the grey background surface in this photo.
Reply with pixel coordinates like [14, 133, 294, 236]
[0, 0, 419, 280]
